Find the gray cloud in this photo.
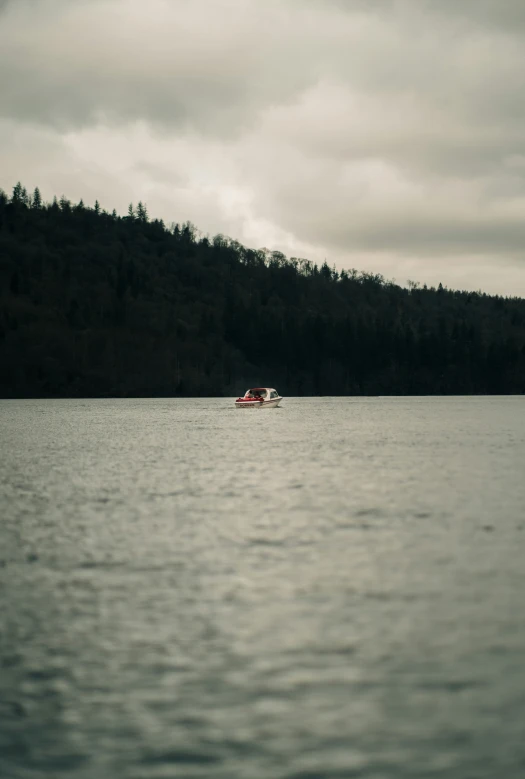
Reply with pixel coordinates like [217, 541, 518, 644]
[0, 0, 322, 133]
[2, 0, 525, 294]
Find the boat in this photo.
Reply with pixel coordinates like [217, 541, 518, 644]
[235, 387, 282, 408]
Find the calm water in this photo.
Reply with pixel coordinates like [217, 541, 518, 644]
[1, 397, 525, 779]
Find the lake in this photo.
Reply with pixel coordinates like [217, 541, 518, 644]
[1, 396, 525, 778]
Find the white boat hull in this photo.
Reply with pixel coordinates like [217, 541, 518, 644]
[235, 397, 282, 408]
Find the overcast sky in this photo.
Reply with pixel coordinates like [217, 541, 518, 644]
[2, 0, 525, 295]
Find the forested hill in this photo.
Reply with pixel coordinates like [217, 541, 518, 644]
[1, 183, 525, 398]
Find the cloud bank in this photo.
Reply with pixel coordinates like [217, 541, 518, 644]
[2, 0, 525, 294]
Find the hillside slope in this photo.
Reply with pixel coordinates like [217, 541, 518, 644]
[1, 185, 525, 397]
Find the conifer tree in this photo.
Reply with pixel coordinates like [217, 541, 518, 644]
[137, 201, 148, 222]
[32, 187, 43, 209]
[12, 181, 24, 204]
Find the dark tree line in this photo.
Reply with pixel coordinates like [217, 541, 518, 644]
[1, 182, 525, 397]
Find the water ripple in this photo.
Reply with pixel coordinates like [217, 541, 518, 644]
[1, 396, 525, 778]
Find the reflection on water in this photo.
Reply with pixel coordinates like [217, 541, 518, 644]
[1, 396, 525, 778]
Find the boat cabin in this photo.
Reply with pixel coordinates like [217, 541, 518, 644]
[243, 388, 279, 400]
